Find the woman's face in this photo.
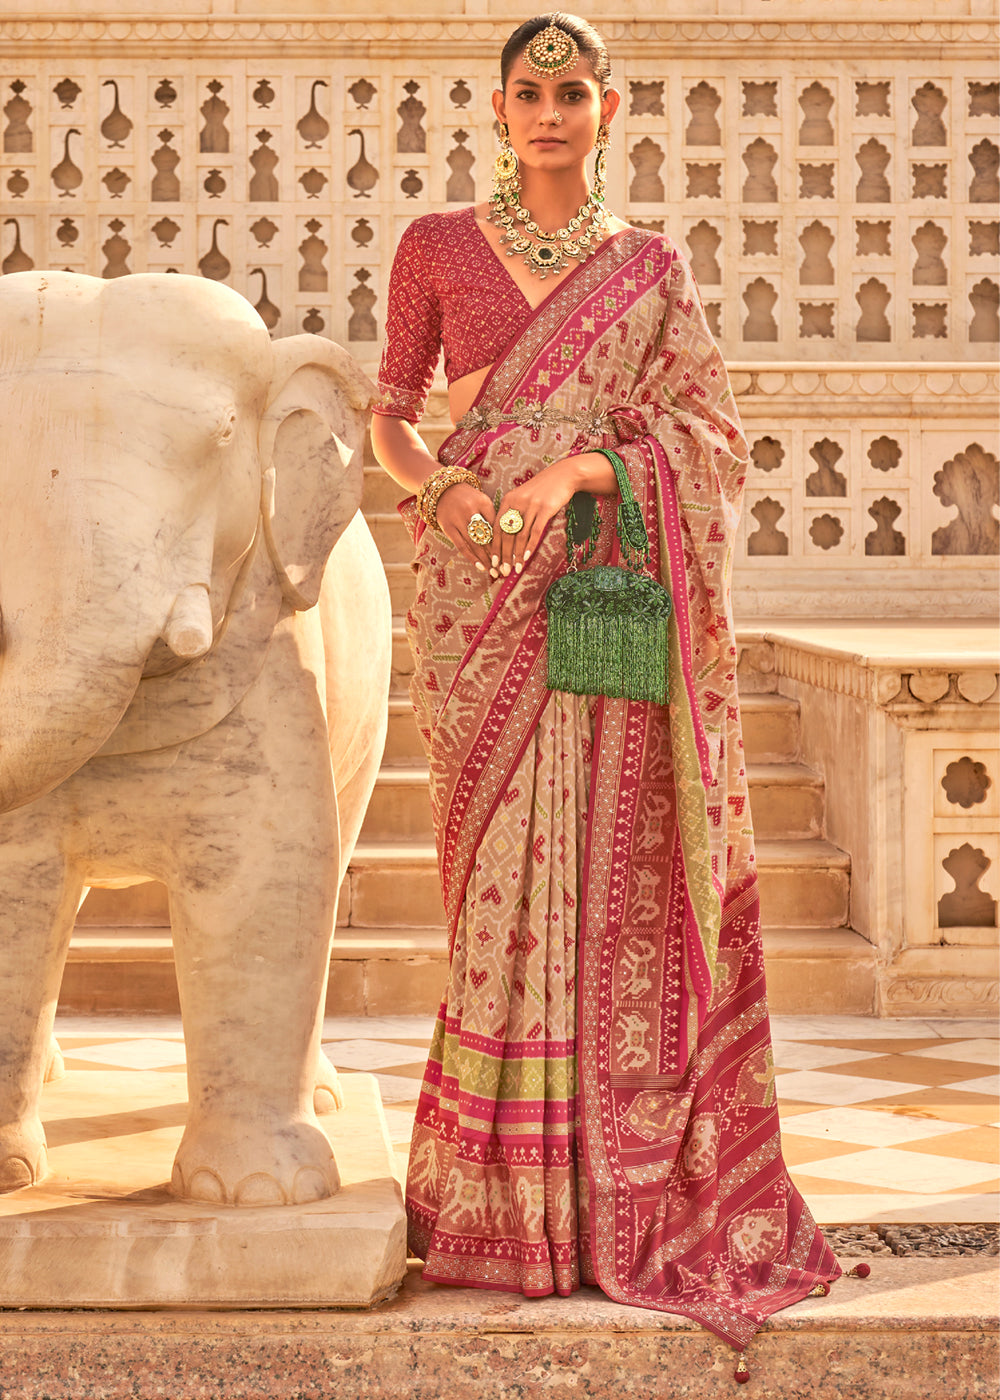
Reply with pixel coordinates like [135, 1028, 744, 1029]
[492, 54, 618, 175]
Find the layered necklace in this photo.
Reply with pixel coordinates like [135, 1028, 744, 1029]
[487, 184, 611, 279]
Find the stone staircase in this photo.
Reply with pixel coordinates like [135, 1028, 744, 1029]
[63, 458, 877, 1018]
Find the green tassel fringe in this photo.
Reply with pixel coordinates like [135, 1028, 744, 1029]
[545, 565, 670, 704]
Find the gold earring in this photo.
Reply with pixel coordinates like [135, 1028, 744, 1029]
[493, 122, 518, 193]
[594, 123, 610, 202]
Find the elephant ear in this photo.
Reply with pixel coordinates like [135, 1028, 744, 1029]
[259, 335, 374, 610]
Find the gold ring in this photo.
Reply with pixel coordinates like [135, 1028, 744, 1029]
[498, 508, 525, 535]
[467, 512, 493, 547]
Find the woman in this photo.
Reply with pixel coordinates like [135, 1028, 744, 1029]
[371, 13, 842, 1363]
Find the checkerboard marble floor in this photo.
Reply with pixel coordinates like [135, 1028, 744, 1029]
[52, 1013, 999, 1225]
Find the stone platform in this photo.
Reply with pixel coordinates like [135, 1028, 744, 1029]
[0, 1259, 995, 1399]
[0, 1071, 405, 1310]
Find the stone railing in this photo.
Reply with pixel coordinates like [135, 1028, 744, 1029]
[738, 625, 999, 1017]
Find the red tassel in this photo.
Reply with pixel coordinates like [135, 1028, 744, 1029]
[809, 1281, 831, 1297]
[849, 1262, 871, 1279]
[734, 1356, 750, 1384]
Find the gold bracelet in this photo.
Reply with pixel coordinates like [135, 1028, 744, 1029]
[416, 464, 481, 532]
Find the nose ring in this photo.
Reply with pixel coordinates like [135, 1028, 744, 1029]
[552, 112, 563, 124]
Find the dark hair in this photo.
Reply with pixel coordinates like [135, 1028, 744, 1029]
[500, 13, 611, 90]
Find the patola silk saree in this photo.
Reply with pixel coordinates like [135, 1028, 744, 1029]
[400, 229, 840, 1349]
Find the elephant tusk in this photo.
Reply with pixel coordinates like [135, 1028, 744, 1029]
[162, 583, 214, 659]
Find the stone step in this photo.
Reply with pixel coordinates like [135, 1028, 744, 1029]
[61, 924, 873, 1018]
[361, 464, 407, 515]
[342, 837, 850, 931]
[384, 692, 801, 768]
[739, 692, 800, 763]
[385, 560, 417, 616]
[367, 511, 415, 565]
[3, 1258, 991, 1400]
[360, 761, 825, 843]
[392, 625, 414, 694]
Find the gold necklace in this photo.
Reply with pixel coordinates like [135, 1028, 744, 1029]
[487, 185, 611, 278]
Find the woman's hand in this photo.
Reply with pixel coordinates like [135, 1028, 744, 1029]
[493, 451, 618, 576]
[435, 483, 497, 573]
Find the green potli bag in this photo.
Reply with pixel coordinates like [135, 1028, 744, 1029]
[545, 446, 672, 704]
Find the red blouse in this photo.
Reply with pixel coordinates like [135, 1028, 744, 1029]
[374, 207, 533, 424]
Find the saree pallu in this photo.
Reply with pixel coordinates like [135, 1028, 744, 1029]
[400, 230, 840, 1349]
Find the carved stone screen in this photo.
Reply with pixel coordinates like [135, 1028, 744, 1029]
[1, 2, 997, 617]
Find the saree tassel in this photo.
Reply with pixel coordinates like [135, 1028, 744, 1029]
[848, 1262, 872, 1278]
[734, 1356, 750, 1384]
[545, 565, 670, 704]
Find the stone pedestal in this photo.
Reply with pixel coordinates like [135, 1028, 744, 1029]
[0, 1069, 406, 1309]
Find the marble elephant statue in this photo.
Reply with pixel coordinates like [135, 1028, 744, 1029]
[0, 271, 391, 1207]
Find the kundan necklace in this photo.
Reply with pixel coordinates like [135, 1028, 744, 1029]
[487, 185, 611, 278]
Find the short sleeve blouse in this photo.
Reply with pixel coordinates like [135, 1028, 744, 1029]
[374, 207, 533, 424]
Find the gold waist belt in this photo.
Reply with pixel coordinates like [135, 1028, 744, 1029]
[456, 402, 614, 437]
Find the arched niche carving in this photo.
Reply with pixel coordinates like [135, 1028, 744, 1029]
[686, 220, 721, 284]
[799, 221, 834, 284]
[912, 222, 947, 285]
[856, 278, 891, 342]
[806, 439, 847, 497]
[798, 82, 834, 145]
[742, 220, 777, 256]
[742, 278, 777, 341]
[941, 757, 992, 810]
[938, 844, 996, 929]
[932, 443, 1000, 555]
[747, 498, 788, 556]
[629, 138, 665, 202]
[742, 81, 777, 118]
[911, 82, 947, 146]
[868, 436, 901, 473]
[912, 303, 948, 339]
[856, 139, 890, 202]
[742, 139, 778, 202]
[855, 81, 890, 118]
[808, 514, 844, 550]
[865, 497, 906, 556]
[750, 437, 784, 473]
[685, 82, 721, 146]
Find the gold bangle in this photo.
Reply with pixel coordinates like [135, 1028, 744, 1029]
[417, 464, 481, 532]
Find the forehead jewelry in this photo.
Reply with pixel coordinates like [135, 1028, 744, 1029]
[522, 22, 580, 80]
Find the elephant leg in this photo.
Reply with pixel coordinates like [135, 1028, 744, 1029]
[168, 650, 344, 1206]
[0, 840, 82, 1192]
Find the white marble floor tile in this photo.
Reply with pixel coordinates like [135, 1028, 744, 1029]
[321, 1015, 436, 1040]
[336, 1071, 423, 1105]
[767, 1016, 939, 1041]
[804, 1192, 999, 1225]
[771, 1043, 881, 1072]
[381, 1108, 417, 1145]
[322, 1038, 427, 1072]
[793, 1147, 998, 1194]
[775, 1070, 924, 1107]
[921, 1020, 1000, 1040]
[780, 1106, 976, 1148]
[947, 1073, 1000, 1098]
[907, 1039, 1000, 1066]
[64, 1038, 187, 1069]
